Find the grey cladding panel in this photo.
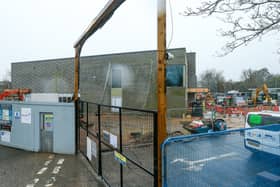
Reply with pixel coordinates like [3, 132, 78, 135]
[12, 60, 74, 93]
[12, 48, 190, 109]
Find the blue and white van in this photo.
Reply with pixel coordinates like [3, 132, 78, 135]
[244, 111, 280, 156]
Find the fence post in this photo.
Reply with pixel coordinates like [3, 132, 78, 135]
[75, 100, 79, 154]
[119, 108, 123, 187]
[75, 99, 82, 154]
[153, 112, 158, 187]
[86, 102, 89, 136]
[97, 104, 102, 176]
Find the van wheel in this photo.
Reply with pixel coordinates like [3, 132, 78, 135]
[214, 119, 227, 131]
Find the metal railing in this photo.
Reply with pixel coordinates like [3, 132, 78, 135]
[77, 100, 158, 187]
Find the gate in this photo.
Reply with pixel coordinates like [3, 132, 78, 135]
[77, 100, 158, 187]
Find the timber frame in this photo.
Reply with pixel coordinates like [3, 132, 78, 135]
[73, 1, 167, 186]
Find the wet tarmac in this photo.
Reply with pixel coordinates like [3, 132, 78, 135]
[0, 145, 105, 187]
[164, 129, 280, 187]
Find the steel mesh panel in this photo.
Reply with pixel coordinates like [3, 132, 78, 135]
[12, 59, 74, 93]
[162, 125, 280, 187]
[12, 48, 189, 110]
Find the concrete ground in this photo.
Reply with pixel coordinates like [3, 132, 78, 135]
[0, 145, 105, 187]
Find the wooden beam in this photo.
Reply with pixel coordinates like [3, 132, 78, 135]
[74, 0, 126, 48]
[73, 0, 125, 101]
[74, 46, 81, 101]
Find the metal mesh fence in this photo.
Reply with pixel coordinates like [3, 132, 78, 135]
[162, 124, 280, 187]
[78, 100, 157, 187]
[78, 102, 100, 173]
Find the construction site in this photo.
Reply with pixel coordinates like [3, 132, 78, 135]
[1, 1, 280, 187]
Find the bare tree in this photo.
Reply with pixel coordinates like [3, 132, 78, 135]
[2, 69, 11, 82]
[240, 67, 272, 88]
[182, 0, 280, 55]
[199, 69, 225, 92]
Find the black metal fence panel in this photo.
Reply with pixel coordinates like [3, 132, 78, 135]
[77, 100, 157, 187]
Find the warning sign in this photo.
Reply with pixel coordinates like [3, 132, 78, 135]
[114, 151, 126, 166]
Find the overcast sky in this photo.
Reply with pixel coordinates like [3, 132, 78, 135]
[0, 0, 279, 81]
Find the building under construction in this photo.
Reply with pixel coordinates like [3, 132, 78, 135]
[11, 48, 196, 110]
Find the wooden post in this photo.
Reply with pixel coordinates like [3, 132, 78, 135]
[74, 46, 81, 101]
[157, 0, 167, 186]
[74, 46, 81, 155]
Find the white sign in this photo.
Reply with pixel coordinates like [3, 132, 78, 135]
[110, 133, 118, 148]
[91, 140, 97, 158]
[87, 137, 92, 161]
[2, 109, 9, 120]
[1, 131, 11, 143]
[21, 108, 32, 124]
[111, 96, 122, 112]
